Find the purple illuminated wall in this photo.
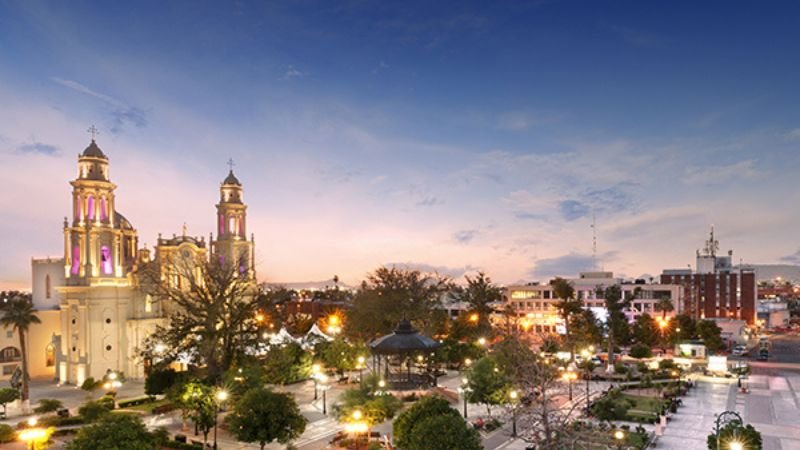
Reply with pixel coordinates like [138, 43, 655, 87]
[100, 198, 108, 221]
[219, 214, 224, 234]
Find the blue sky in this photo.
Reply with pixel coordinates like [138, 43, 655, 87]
[2, 1, 800, 288]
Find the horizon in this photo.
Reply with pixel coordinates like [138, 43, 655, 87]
[2, 1, 800, 290]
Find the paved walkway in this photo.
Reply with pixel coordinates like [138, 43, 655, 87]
[659, 372, 800, 450]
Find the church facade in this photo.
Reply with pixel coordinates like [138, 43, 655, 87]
[30, 139, 255, 385]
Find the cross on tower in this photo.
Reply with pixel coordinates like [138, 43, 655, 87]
[87, 125, 100, 141]
[227, 158, 235, 171]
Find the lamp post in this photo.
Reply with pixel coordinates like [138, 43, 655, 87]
[318, 373, 330, 415]
[509, 390, 518, 438]
[213, 389, 228, 450]
[19, 428, 46, 450]
[312, 363, 321, 400]
[346, 409, 368, 450]
[562, 368, 577, 401]
[458, 377, 472, 419]
[613, 429, 625, 450]
[714, 410, 744, 450]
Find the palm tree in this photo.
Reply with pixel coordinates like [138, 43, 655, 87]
[654, 297, 674, 320]
[0, 296, 41, 407]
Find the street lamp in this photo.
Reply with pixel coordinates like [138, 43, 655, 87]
[345, 409, 369, 450]
[312, 363, 322, 400]
[213, 389, 228, 450]
[562, 368, 577, 401]
[458, 377, 472, 419]
[509, 390, 518, 438]
[580, 348, 593, 411]
[614, 429, 625, 449]
[477, 337, 487, 346]
[318, 373, 330, 415]
[19, 428, 47, 450]
[729, 441, 744, 450]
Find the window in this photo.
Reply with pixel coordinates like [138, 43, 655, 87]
[101, 245, 112, 275]
[45, 344, 55, 367]
[87, 195, 95, 220]
[105, 318, 111, 324]
[71, 245, 81, 275]
[228, 216, 235, 234]
[45, 274, 51, 299]
[0, 347, 21, 363]
[105, 345, 112, 351]
[100, 197, 108, 221]
[2, 365, 17, 375]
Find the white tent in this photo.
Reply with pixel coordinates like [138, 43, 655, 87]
[269, 327, 300, 346]
[304, 323, 333, 344]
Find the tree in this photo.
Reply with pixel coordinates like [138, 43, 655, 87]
[263, 342, 312, 385]
[315, 337, 368, 375]
[180, 382, 216, 447]
[632, 313, 659, 348]
[696, 320, 724, 352]
[393, 396, 460, 449]
[346, 266, 451, 339]
[674, 314, 696, 342]
[78, 399, 113, 422]
[0, 388, 18, 417]
[629, 343, 652, 359]
[601, 285, 632, 372]
[0, 295, 41, 405]
[552, 277, 583, 360]
[67, 414, 155, 450]
[140, 257, 259, 380]
[455, 272, 502, 336]
[465, 355, 510, 416]
[145, 368, 181, 396]
[33, 398, 63, 414]
[80, 377, 102, 399]
[334, 386, 403, 427]
[405, 414, 482, 450]
[226, 388, 306, 450]
[707, 421, 762, 450]
[654, 297, 674, 319]
[569, 309, 602, 350]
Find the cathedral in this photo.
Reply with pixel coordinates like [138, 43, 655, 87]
[29, 138, 256, 385]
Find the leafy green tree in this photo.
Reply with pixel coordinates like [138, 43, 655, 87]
[629, 343, 653, 359]
[226, 388, 306, 450]
[80, 377, 102, 399]
[140, 258, 259, 380]
[315, 337, 368, 375]
[674, 314, 696, 341]
[33, 398, 63, 414]
[394, 396, 461, 450]
[67, 414, 155, 450]
[334, 386, 403, 426]
[600, 285, 632, 371]
[346, 266, 451, 339]
[0, 295, 41, 403]
[632, 313, 659, 348]
[0, 388, 18, 416]
[78, 399, 113, 422]
[455, 272, 502, 336]
[696, 320, 725, 352]
[569, 309, 602, 350]
[706, 421, 762, 450]
[552, 277, 583, 359]
[0, 423, 15, 443]
[263, 342, 312, 385]
[465, 355, 510, 416]
[590, 389, 630, 421]
[145, 368, 181, 396]
[222, 362, 268, 396]
[405, 414, 482, 450]
[180, 382, 216, 447]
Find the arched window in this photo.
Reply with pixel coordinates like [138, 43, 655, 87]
[228, 216, 235, 235]
[71, 245, 81, 275]
[0, 347, 21, 363]
[45, 274, 51, 299]
[45, 344, 55, 367]
[87, 195, 95, 220]
[100, 197, 108, 221]
[100, 245, 112, 275]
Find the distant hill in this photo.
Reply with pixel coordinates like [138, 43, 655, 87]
[738, 264, 800, 283]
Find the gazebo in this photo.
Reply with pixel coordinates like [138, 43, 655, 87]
[369, 319, 441, 389]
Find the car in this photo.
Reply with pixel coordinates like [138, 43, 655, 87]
[757, 349, 769, 361]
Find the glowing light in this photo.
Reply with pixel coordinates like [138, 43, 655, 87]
[216, 390, 229, 402]
[27, 417, 37, 427]
[352, 410, 362, 420]
[729, 441, 744, 450]
[477, 337, 487, 346]
[329, 315, 339, 326]
[154, 344, 166, 354]
[378, 380, 386, 388]
[107, 372, 118, 381]
[417, 355, 424, 362]
[509, 390, 518, 400]
[464, 358, 472, 367]
[255, 313, 264, 322]
[614, 430, 625, 441]
[19, 428, 47, 445]
[469, 313, 479, 323]
[312, 364, 321, 374]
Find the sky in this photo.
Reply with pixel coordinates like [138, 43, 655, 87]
[2, 0, 800, 289]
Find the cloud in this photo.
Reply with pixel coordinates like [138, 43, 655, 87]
[529, 251, 616, 279]
[416, 196, 443, 207]
[284, 65, 306, 80]
[453, 229, 478, 244]
[559, 199, 590, 221]
[514, 211, 548, 221]
[683, 160, 760, 185]
[17, 142, 60, 156]
[51, 77, 148, 134]
[384, 262, 479, 279]
[786, 128, 800, 141]
[496, 111, 558, 131]
[780, 250, 800, 264]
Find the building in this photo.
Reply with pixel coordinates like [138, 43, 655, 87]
[25, 138, 257, 385]
[660, 228, 756, 324]
[503, 272, 683, 335]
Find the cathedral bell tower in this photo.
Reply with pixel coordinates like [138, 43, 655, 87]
[63, 135, 138, 285]
[211, 165, 255, 279]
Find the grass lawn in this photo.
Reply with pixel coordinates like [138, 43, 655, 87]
[621, 393, 666, 421]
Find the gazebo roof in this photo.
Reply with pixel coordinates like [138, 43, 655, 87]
[368, 319, 440, 355]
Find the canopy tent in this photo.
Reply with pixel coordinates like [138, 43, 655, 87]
[303, 323, 334, 347]
[269, 327, 300, 346]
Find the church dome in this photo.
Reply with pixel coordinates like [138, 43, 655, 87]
[223, 170, 241, 186]
[81, 140, 107, 159]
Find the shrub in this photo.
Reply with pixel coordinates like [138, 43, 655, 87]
[153, 403, 177, 415]
[0, 424, 15, 443]
[145, 369, 181, 396]
[614, 362, 628, 374]
[78, 400, 113, 422]
[117, 396, 156, 408]
[33, 398, 64, 414]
